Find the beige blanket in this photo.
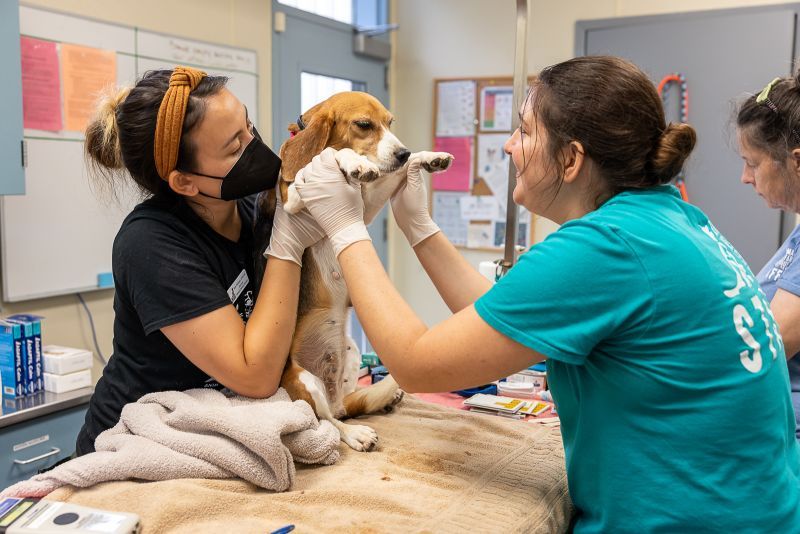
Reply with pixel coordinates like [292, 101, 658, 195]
[47, 395, 572, 533]
[2, 388, 340, 498]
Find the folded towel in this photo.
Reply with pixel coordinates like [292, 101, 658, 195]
[1, 388, 340, 498]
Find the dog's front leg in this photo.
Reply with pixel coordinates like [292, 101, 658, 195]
[361, 151, 454, 225]
[361, 168, 407, 225]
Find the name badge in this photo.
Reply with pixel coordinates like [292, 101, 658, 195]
[227, 269, 249, 303]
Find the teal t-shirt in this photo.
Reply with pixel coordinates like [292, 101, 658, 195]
[475, 186, 800, 533]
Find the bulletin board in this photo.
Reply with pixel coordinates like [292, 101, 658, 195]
[430, 77, 535, 252]
[1, 4, 258, 302]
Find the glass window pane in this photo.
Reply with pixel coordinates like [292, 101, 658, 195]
[277, 0, 352, 24]
[300, 72, 354, 112]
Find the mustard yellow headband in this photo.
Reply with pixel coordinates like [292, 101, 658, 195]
[154, 66, 207, 179]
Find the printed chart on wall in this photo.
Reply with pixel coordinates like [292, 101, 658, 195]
[2, 5, 259, 302]
[431, 78, 534, 252]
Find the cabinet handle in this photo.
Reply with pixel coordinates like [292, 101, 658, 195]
[13, 447, 61, 465]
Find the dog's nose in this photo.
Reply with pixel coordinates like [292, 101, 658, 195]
[395, 148, 411, 164]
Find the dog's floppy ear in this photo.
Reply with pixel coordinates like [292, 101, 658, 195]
[279, 104, 334, 202]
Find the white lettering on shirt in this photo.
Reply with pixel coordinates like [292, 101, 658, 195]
[702, 224, 783, 373]
[767, 247, 794, 282]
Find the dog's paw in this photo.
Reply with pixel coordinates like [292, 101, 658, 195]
[336, 148, 380, 183]
[381, 389, 404, 414]
[284, 182, 304, 214]
[413, 151, 454, 173]
[340, 423, 379, 452]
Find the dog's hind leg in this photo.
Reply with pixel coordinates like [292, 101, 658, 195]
[343, 375, 404, 418]
[283, 361, 379, 452]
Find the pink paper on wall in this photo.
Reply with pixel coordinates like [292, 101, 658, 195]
[432, 137, 473, 192]
[20, 37, 62, 131]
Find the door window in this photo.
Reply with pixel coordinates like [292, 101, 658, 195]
[301, 72, 366, 112]
[277, 0, 352, 24]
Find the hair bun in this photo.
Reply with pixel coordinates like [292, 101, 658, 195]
[648, 123, 697, 184]
[85, 85, 131, 171]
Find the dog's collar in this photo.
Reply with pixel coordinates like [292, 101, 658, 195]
[289, 113, 306, 137]
[290, 114, 306, 138]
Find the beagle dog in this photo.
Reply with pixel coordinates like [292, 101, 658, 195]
[254, 92, 452, 451]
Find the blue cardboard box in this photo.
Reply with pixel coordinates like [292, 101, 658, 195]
[6, 319, 33, 394]
[7, 315, 43, 394]
[0, 320, 25, 397]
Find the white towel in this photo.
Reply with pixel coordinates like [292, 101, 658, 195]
[1, 388, 340, 498]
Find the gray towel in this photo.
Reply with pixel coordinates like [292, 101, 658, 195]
[1, 388, 340, 498]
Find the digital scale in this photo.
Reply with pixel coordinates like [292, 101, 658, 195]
[0, 498, 140, 533]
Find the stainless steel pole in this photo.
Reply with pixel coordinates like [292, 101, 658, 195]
[500, 0, 529, 275]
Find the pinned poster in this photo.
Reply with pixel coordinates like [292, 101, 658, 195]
[20, 37, 62, 131]
[493, 221, 530, 249]
[61, 43, 117, 132]
[477, 133, 512, 213]
[436, 80, 476, 137]
[432, 192, 468, 246]
[432, 137, 473, 192]
[480, 86, 513, 131]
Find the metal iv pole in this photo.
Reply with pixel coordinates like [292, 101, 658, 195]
[499, 0, 529, 276]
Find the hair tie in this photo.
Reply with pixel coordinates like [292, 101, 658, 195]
[154, 66, 207, 179]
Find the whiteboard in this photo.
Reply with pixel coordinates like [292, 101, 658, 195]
[19, 5, 135, 55]
[2, 5, 259, 301]
[1, 139, 139, 301]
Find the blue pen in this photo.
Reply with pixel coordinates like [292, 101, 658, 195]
[270, 525, 295, 534]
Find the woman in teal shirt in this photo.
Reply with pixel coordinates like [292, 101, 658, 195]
[290, 56, 800, 532]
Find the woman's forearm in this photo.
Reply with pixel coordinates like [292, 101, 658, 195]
[339, 241, 428, 386]
[162, 257, 301, 399]
[243, 258, 301, 387]
[413, 232, 493, 312]
[338, 240, 542, 392]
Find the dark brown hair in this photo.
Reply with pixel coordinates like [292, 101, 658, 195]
[527, 56, 696, 204]
[85, 70, 228, 199]
[736, 69, 800, 161]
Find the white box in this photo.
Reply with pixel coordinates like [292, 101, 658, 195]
[507, 369, 546, 392]
[497, 381, 538, 399]
[42, 345, 92, 375]
[43, 369, 91, 393]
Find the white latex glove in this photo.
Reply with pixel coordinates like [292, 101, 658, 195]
[293, 147, 371, 257]
[264, 196, 326, 266]
[391, 154, 441, 247]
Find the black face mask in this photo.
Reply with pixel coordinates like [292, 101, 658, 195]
[186, 127, 281, 200]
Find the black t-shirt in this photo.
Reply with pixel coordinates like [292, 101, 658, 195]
[76, 194, 262, 455]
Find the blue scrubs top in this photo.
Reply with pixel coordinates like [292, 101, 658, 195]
[757, 222, 800, 440]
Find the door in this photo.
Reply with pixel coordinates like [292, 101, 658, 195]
[272, 0, 390, 352]
[577, 5, 799, 270]
[1, 0, 24, 195]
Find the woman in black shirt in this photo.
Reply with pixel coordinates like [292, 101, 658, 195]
[76, 67, 320, 455]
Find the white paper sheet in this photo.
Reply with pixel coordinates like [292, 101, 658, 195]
[460, 195, 499, 221]
[467, 222, 494, 249]
[477, 133, 510, 202]
[436, 80, 476, 137]
[432, 192, 468, 246]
